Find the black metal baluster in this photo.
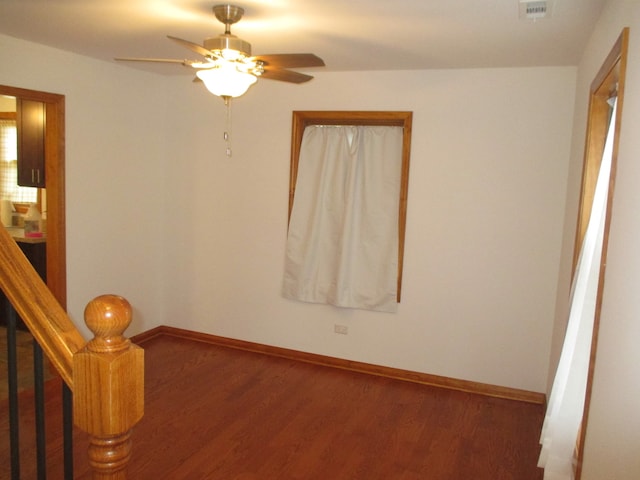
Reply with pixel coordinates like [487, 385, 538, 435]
[33, 339, 47, 479]
[2, 289, 76, 479]
[6, 302, 21, 480]
[62, 382, 74, 480]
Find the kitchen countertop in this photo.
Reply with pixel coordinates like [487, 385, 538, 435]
[4, 227, 47, 244]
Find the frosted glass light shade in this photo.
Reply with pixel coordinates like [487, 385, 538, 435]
[196, 63, 257, 98]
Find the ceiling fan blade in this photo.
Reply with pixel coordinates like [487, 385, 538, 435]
[115, 57, 197, 66]
[260, 68, 314, 84]
[254, 53, 324, 69]
[167, 35, 213, 58]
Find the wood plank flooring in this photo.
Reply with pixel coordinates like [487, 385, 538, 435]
[0, 327, 54, 402]
[1, 333, 545, 479]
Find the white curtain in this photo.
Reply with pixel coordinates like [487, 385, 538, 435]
[538, 98, 617, 479]
[283, 125, 403, 313]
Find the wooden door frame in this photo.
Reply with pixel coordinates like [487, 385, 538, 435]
[573, 28, 629, 479]
[0, 85, 66, 308]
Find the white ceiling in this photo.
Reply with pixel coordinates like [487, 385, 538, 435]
[0, 0, 606, 76]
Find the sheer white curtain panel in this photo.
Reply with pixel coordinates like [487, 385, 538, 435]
[538, 98, 617, 479]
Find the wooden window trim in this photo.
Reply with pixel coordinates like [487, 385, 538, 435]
[289, 111, 413, 302]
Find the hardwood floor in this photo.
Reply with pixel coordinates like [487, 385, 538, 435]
[1, 333, 545, 479]
[0, 327, 37, 401]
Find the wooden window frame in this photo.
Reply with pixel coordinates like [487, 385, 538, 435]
[289, 111, 413, 302]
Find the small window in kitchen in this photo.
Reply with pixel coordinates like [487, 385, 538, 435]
[0, 118, 38, 204]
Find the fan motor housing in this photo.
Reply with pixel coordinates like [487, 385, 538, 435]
[204, 34, 251, 56]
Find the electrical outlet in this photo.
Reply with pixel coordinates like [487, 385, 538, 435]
[334, 324, 348, 335]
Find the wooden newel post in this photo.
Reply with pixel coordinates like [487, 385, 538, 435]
[73, 295, 144, 479]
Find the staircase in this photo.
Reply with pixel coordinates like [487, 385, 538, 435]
[0, 224, 144, 479]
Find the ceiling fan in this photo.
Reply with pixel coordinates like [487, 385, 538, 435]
[115, 4, 325, 99]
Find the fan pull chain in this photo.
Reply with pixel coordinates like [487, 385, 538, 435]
[223, 96, 232, 157]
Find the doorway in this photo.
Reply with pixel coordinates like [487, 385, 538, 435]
[0, 85, 66, 307]
[572, 28, 629, 479]
[538, 28, 629, 480]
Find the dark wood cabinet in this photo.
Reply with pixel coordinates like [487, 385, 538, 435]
[0, 239, 46, 331]
[18, 241, 47, 281]
[17, 99, 46, 188]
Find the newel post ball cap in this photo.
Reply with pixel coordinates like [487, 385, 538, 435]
[84, 294, 132, 352]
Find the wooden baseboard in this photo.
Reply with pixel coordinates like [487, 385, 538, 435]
[132, 325, 546, 405]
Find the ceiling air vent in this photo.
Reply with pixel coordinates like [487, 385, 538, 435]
[519, 0, 552, 21]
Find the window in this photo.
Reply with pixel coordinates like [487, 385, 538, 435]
[0, 116, 38, 204]
[284, 111, 412, 312]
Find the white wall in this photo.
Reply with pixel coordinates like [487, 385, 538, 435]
[0, 35, 169, 338]
[1, 34, 576, 393]
[161, 66, 575, 393]
[555, 1, 640, 478]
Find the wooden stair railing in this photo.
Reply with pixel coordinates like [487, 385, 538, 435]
[0, 225, 144, 479]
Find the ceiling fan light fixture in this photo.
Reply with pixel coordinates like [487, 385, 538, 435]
[116, 3, 324, 99]
[204, 35, 251, 57]
[220, 48, 243, 61]
[196, 62, 257, 98]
